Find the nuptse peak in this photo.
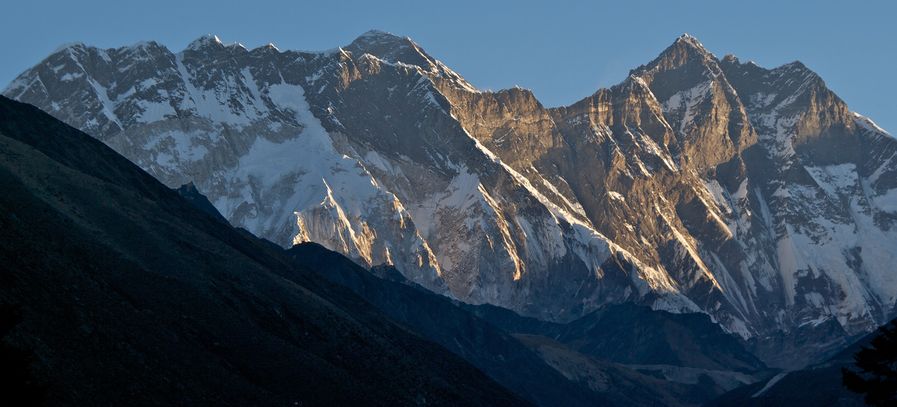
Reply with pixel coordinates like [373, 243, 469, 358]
[6, 30, 897, 367]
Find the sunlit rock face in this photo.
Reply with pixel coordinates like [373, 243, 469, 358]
[8, 31, 897, 366]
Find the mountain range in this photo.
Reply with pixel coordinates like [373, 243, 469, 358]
[5, 30, 897, 372]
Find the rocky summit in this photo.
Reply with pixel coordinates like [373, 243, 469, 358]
[7, 31, 897, 367]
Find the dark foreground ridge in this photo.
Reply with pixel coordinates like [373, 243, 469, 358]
[0, 96, 523, 406]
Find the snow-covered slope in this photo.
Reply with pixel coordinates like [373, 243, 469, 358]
[7, 31, 897, 367]
[4, 36, 447, 293]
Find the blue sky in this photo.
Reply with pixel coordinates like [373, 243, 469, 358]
[2, 0, 894, 132]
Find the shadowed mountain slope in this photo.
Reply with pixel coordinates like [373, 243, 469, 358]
[0, 95, 523, 406]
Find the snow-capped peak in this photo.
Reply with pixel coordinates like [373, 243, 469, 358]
[348, 29, 413, 53]
[344, 29, 439, 73]
[674, 33, 709, 52]
[357, 29, 403, 41]
[185, 34, 224, 51]
[52, 41, 87, 54]
[632, 33, 721, 79]
[854, 112, 892, 137]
